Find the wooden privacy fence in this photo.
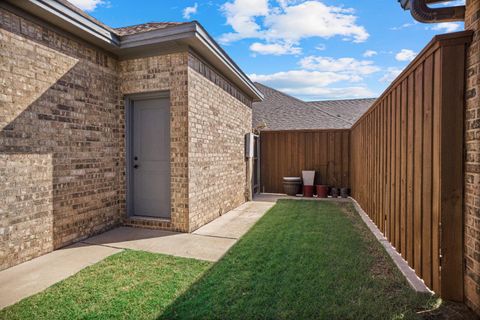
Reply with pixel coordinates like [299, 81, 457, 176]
[260, 130, 350, 193]
[350, 32, 472, 301]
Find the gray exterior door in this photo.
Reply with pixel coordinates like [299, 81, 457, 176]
[131, 97, 171, 218]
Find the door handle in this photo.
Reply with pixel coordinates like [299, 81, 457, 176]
[134, 164, 139, 169]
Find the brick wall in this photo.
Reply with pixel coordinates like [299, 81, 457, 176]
[0, 7, 123, 270]
[119, 53, 190, 232]
[464, 0, 480, 314]
[187, 53, 252, 231]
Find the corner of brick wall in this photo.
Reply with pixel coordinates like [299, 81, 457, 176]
[0, 7, 124, 270]
[464, 0, 480, 315]
[187, 53, 252, 231]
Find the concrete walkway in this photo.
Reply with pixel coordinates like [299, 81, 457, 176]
[0, 243, 121, 309]
[83, 200, 274, 261]
[0, 199, 275, 309]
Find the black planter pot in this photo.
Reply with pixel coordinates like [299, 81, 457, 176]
[330, 187, 339, 198]
[340, 187, 350, 198]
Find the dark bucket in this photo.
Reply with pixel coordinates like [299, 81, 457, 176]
[330, 187, 339, 198]
[316, 185, 329, 198]
[303, 185, 314, 198]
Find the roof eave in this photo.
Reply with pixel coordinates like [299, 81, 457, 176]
[118, 22, 264, 101]
[193, 22, 264, 102]
[6, 0, 120, 48]
[5, 0, 263, 102]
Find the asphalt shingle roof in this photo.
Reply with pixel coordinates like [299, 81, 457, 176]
[253, 83, 375, 131]
[307, 98, 376, 125]
[114, 22, 190, 36]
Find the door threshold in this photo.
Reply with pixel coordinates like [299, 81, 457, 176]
[128, 215, 171, 222]
[123, 216, 175, 231]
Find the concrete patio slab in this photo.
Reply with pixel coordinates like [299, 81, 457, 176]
[193, 200, 275, 239]
[83, 200, 275, 261]
[82, 227, 236, 262]
[0, 242, 121, 309]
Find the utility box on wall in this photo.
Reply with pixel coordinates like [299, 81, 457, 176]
[245, 133, 255, 159]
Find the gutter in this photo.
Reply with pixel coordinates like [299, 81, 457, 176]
[399, 0, 465, 22]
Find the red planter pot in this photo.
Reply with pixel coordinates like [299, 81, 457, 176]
[316, 185, 329, 198]
[303, 185, 314, 198]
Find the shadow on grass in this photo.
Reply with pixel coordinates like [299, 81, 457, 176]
[157, 200, 438, 320]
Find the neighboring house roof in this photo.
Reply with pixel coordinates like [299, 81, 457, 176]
[253, 83, 375, 131]
[253, 83, 352, 130]
[307, 98, 376, 125]
[5, 0, 263, 102]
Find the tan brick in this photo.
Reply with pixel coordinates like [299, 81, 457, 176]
[465, 0, 480, 315]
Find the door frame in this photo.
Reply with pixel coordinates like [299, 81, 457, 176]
[124, 91, 170, 218]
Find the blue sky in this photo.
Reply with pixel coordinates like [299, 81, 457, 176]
[74, 0, 464, 101]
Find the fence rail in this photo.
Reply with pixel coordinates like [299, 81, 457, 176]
[260, 130, 350, 194]
[350, 31, 472, 300]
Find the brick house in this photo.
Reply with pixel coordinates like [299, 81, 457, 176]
[0, 0, 263, 270]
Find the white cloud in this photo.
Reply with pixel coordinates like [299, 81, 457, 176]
[219, 0, 369, 50]
[379, 67, 403, 83]
[315, 44, 326, 51]
[69, 0, 104, 11]
[277, 0, 302, 9]
[220, 0, 269, 42]
[183, 3, 198, 19]
[249, 69, 375, 99]
[299, 56, 380, 80]
[250, 42, 301, 55]
[284, 86, 375, 99]
[395, 49, 417, 62]
[263, 1, 369, 43]
[428, 22, 461, 33]
[249, 53, 381, 99]
[249, 70, 351, 88]
[390, 22, 415, 31]
[363, 50, 377, 58]
[249, 59, 379, 100]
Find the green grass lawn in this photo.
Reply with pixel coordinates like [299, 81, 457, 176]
[1, 200, 437, 320]
[160, 200, 436, 320]
[0, 251, 212, 320]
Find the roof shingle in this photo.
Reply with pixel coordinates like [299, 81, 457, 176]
[307, 98, 376, 125]
[253, 83, 375, 131]
[114, 22, 189, 36]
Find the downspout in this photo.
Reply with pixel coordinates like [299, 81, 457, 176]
[400, 0, 465, 23]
